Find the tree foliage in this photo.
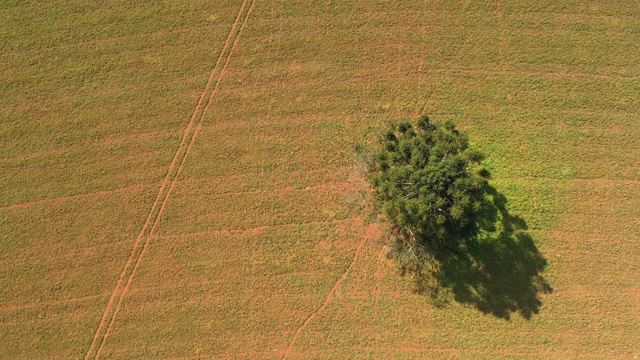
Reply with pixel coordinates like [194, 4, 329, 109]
[370, 116, 488, 255]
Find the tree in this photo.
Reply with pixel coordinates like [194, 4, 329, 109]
[364, 116, 551, 316]
[369, 116, 489, 282]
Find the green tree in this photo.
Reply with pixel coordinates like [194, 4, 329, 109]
[369, 116, 489, 277]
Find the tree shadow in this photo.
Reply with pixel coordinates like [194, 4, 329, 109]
[418, 184, 553, 320]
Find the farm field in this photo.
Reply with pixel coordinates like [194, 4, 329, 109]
[1, 0, 639, 359]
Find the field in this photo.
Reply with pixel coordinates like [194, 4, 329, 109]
[1, 0, 639, 358]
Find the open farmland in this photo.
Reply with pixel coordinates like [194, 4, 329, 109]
[1, 0, 639, 358]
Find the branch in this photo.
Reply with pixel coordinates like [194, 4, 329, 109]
[403, 190, 419, 199]
[436, 207, 453, 221]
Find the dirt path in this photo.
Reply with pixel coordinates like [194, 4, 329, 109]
[84, 2, 256, 359]
[281, 221, 378, 359]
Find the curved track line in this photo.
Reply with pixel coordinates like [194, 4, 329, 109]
[281, 220, 375, 359]
[84, 1, 254, 359]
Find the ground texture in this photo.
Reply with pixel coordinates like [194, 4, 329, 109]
[1, 0, 639, 359]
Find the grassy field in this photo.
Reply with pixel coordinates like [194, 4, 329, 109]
[1, 0, 639, 359]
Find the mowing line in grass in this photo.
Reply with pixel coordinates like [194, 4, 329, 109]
[432, 67, 639, 79]
[158, 216, 360, 239]
[0, 183, 150, 211]
[1, 292, 111, 313]
[83, 1, 256, 359]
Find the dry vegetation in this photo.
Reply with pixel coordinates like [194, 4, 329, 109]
[1, 0, 639, 359]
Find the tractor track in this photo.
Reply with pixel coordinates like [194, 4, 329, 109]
[84, 1, 255, 358]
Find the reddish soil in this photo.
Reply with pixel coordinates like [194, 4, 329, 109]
[84, 1, 256, 358]
[281, 220, 379, 359]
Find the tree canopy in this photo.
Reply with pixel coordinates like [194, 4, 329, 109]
[370, 116, 488, 254]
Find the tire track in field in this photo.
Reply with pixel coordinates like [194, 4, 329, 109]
[84, 1, 255, 359]
[281, 220, 377, 359]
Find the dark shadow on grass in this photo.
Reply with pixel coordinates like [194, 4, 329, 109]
[417, 184, 553, 320]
